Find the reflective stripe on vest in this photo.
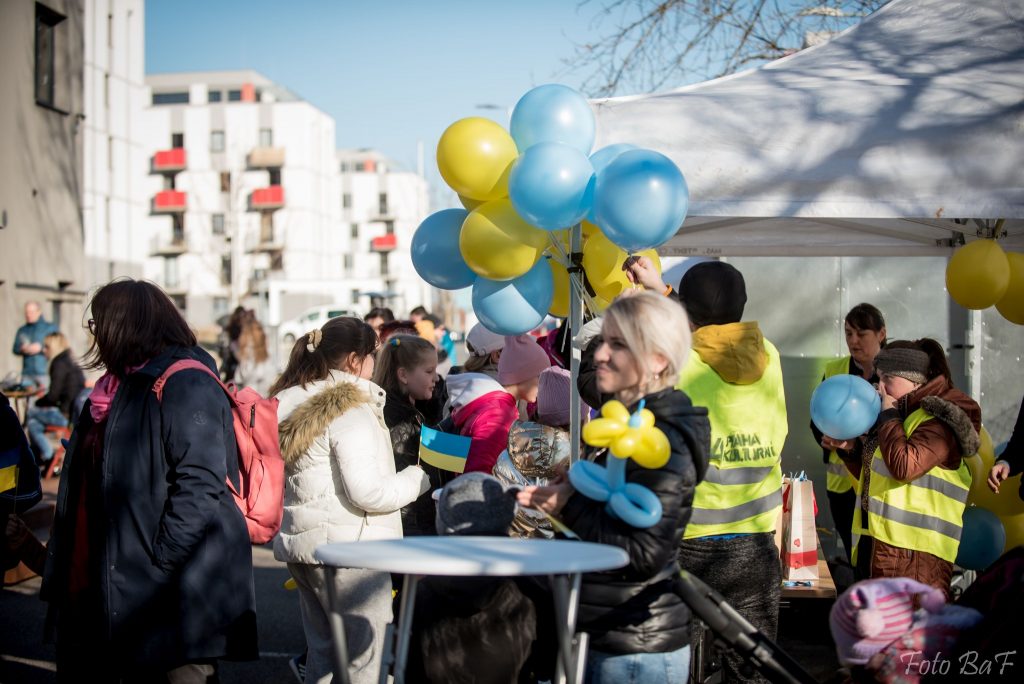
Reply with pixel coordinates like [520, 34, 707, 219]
[677, 337, 787, 538]
[822, 356, 856, 494]
[865, 408, 972, 563]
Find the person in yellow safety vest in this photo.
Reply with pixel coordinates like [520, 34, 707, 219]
[828, 340, 980, 599]
[622, 259, 785, 684]
[810, 303, 886, 568]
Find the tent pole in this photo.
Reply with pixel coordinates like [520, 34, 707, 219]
[569, 223, 584, 464]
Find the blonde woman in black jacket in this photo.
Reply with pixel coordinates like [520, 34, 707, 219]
[518, 292, 710, 683]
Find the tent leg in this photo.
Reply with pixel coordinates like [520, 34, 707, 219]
[569, 223, 584, 463]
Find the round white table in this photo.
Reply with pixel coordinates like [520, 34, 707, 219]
[314, 537, 629, 684]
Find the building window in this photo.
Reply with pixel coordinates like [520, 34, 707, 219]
[378, 193, 389, 216]
[220, 258, 231, 287]
[350, 223, 359, 239]
[269, 168, 281, 186]
[208, 90, 222, 103]
[220, 172, 231, 193]
[385, 221, 395, 235]
[259, 128, 273, 147]
[104, 73, 110, 108]
[343, 254, 353, 276]
[172, 214, 185, 243]
[170, 294, 187, 311]
[351, 289, 360, 304]
[379, 253, 390, 277]
[260, 213, 274, 242]
[212, 213, 225, 235]
[213, 296, 229, 316]
[342, 193, 351, 209]
[227, 89, 242, 102]
[211, 130, 225, 152]
[152, 91, 189, 105]
[339, 162, 349, 173]
[164, 256, 180, 289]
[107, 13, 113, 48]
[35, 3, 64, 108]
[107, 136, 114, 170]
[171, 132, 184, 148]
[354, 161, 366, 172]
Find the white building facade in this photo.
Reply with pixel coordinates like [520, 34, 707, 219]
[142, 72, 434, 333]
[82, 0, 148, 287]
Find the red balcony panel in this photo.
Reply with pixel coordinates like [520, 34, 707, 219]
[154, 190, 187, 212]
[371, 234, 397, 252]
[153, 148, 186, 171]
[250, 185, 285, 210]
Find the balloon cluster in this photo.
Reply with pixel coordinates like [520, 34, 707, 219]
[810, 375, 881, 441]
[411, 84, 689, 335]
[957, 427, 1024, 569]
[945, 240, 1024, 325]
[568, 400, 670, 528]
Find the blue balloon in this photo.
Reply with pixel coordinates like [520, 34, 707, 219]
[956, 507, 1005, 570]
[472, 259, 553, 335]
[509, 142, 595, 231]
[510, 84, 596, 155]
[586, 144, 636, 223]
[593, 149, 689, 252]
[567, 454, 663, 529]
[810, 374, 881, 441]
[410, 208, 476, 290]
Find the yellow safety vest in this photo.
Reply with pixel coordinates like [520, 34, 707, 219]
[677, 338, 787, 538]
[821, 356, 858, 495]
[865, 408, 972, 563]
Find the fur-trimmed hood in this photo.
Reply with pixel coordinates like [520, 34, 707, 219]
[904, 376, 982, 457]
[275, 370, 385, 465]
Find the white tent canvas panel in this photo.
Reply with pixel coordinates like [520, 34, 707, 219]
[592, 0, 1024, 256]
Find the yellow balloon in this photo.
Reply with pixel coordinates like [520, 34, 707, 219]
[581, 220, 599, 238]
[589, 295, 612, 314]
[548, 259, 570, 318]
[633, 427, 671, 469]
[637, 409, 656, 429]
[946, 239, 1011, 310]
[602, 400, 631, 422]
[460, 199, 549, 281]
[459, 195, 485, 211]
[996, 252, 1024, 325]
[582, 418, 626, 446]
[966, 427, 1024, 516]
[437, 117, 518, 201]
[613, 433, 639, 457]
[582, 230, 662, 301]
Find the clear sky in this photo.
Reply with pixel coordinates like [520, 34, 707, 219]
[145, 0, 605, 207]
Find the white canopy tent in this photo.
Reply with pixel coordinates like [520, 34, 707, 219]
[590, 0, 1024, 256]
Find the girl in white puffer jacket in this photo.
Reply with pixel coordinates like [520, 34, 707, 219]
[271, 317, 430, 684]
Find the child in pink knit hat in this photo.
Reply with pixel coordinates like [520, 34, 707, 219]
[830, 577, 982, 682]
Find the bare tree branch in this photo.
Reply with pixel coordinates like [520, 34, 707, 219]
[568, 0, 889, 96]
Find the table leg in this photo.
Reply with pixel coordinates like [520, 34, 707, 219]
[323, 566, 352, 684]
[392, 573, 421, 684]
[550, 573, 583, 684]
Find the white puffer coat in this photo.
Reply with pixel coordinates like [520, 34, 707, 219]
[272, 370, 430, 564]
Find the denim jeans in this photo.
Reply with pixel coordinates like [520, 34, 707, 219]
[27, 406, 67, 462]
[585, 645, 690, 684]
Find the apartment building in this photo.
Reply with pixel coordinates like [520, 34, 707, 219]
[82, 0, 148, 286]
[0, 0, 87, 367]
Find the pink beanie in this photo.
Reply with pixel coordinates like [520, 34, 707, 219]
[537, 367, 572, 427]
[829, 578, 946, 666]
[497, 335, 550, 386]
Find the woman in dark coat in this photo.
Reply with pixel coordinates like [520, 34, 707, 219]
[518, 292, 710, 683]
[41, 279, 257, 682]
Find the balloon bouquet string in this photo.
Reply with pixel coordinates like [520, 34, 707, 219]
[547, 231, 602, 317]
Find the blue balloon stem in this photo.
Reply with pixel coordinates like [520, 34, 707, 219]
[606, 454, 627, 489]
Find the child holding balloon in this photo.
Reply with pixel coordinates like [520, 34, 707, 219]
[517, 292, 710, 684]
[859, 340, 981, 597]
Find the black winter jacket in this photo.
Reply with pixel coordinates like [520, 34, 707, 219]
[41, 346, 258, 669]
[560, 387, 710, 654]
[383, 392, 449, 536]
[35, 349, 85, 418]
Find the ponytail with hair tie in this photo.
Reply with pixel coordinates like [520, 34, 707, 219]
[305, 329, 323, 353]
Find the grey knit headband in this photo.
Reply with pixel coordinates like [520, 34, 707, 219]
[874, 347, 929, 385]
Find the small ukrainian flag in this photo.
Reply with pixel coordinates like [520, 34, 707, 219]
[419, 426, 471, 474]
[0, 448, 20, 493]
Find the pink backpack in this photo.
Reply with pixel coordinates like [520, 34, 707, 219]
[153, 359, 284, 544]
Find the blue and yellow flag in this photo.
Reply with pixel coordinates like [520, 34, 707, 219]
[419, 426, 471, 474]
[0, 448, 20, 493]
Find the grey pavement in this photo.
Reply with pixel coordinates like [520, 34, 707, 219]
[0, 544, 306, 683]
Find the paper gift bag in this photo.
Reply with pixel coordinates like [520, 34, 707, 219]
[781, 476, 819, 580]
